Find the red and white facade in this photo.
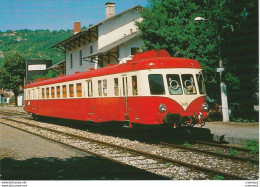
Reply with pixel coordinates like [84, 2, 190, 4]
[24, 50, 208, 127]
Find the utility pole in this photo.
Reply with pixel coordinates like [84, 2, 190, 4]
[218, 34, 229, 122]
[194, 17, 229, 122]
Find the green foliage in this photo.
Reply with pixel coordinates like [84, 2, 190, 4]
[243, 140, 259, 154]
[212, 175, 224, 180]
[165, 162, 172, 167]
[0, 29, 72, 65]
[229, 148, 238, 156]
[137, 0, 258, 109]
[9, 96, 15, 104]
[33, 69, 60, 81]
[183, 141, 191, 147]
[232, 117, 255, 123]
[217, 150, 224, 154]
[0, 52, 25, 105]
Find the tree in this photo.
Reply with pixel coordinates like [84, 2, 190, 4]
[137, 0, 258, 118]
[0, 52, 25, 106]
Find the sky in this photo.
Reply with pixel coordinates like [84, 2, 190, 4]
[0, 0, 148, 32]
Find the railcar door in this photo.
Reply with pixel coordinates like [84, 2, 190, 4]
[86, 80, 94, 120]
[121, 75, 129, 122]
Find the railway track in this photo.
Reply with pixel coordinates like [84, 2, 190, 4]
[0, 113, 258, 180]
[160, 141, 258, 165]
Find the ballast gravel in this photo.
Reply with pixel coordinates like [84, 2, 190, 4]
[0, 117, 258, 180]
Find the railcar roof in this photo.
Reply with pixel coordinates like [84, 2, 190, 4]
[25, 55, 202, 89]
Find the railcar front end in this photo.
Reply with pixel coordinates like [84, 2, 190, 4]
[127, 68, 208, 128]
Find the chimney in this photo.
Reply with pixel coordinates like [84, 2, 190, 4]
[105, 2, 115, 19]
[74, 20, 81, 35]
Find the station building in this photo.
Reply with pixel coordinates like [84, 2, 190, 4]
[51, 2, 144, 75]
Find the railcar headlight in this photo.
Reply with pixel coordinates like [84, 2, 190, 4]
[202, 103, 209, 111]
[159, 104, 167, 113]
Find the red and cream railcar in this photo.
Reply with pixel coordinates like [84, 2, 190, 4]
[24, 50, 208, 128]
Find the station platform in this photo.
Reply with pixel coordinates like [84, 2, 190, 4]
[202, 121, 258, 145]
[0, 106, 258, 146]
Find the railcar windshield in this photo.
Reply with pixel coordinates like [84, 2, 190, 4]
[148, 74, 165, 95]
[196, 73, 206, 94]
[181, 74, 197, 95]
[166, 74, 182, 95]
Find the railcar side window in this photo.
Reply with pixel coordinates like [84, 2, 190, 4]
[62, 85, 67, 98]
[196, 74, 206, 94]
[103, 80, 107, 96]
[46, 88, 50, 98]
[98, 80, 102, 96]
[87, 80, 93, 97]
[114, 78, 119, 96]
[56, 86, 61, 98]
[148, 74, 165, 95]
[76, 83, 82, 97]
[166, 74, 182, 95]
[132, 76, 138, 95]
[42, 88, 45, 99]
[69, 84, 74, 97]
[51, 87, 55, 98]
[181, 74, 197, 95]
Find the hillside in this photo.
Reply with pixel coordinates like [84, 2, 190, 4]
[0, 29, 73, 65]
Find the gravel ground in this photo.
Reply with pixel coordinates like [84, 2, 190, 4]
[2, 118, 258, 180]
[0, 123, 91, 160]
[0, 123, 166, 180]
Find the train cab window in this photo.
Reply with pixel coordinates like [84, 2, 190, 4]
[166, 74, 182, 95]
[98, 80, 102, 96]
[103, 80, 107, 96]
[196, 74, 206, 94]
[87, 80, 93, 97]
[114, 78, 119, 96]
[76, 83, 82, 97]
[46, 88, 50, 98]
[62, 85, 67, 98]
[56, 86, 61, 98]
[148, 74, 165, 95]
[181, 74, 197, 95]
[132, 76, 138, 95]
[69, 84, 74, 97]
[42, 88, 45, 99]
[51, 87, 55, 98]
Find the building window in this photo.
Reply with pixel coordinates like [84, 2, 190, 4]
[90, 46, 93, 63]
[90, 46, 93, 54]
[131, 47, 139, 55]
[56, 86, 61, 98]
[69, 84, 74, 97]
[76, 83, 82, 97]
[70, 53, 73, 68]
[79, 50, 82, 66]
[62, 85, 67, 98]
[114, 78, 119, 96]
[132, 76, 138, 95]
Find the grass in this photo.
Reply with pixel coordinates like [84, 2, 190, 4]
[243, 140, 259, 154]
[212, 175, 224, 180]
[183, 141, 191, 147]
[230, 148, 238, 156]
